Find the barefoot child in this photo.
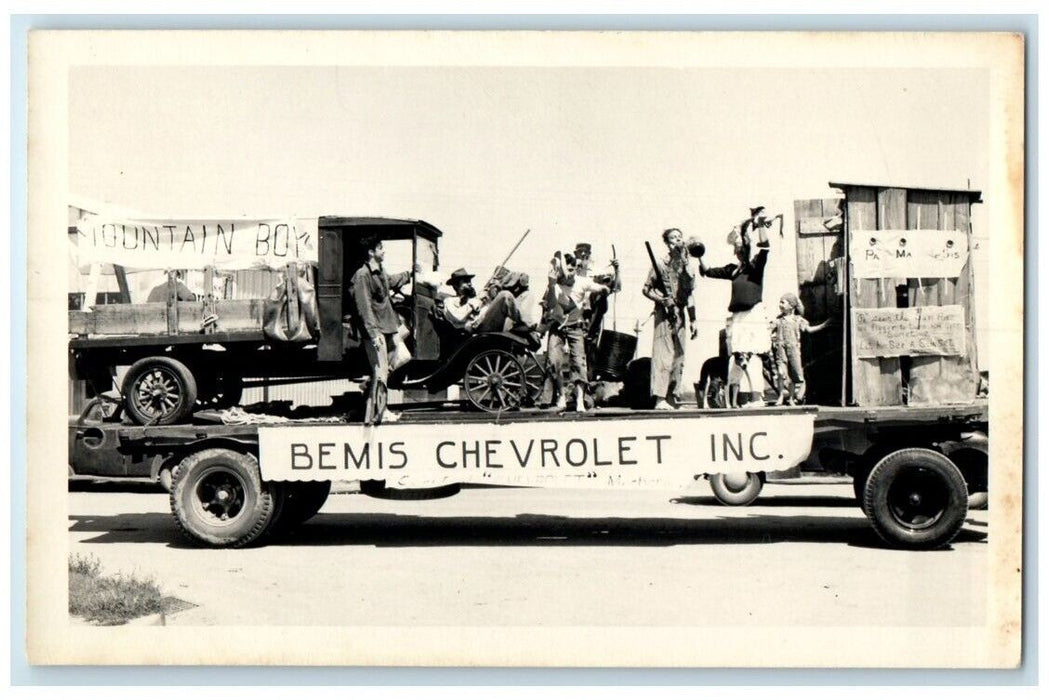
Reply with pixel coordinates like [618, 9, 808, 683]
[773, 292, 828, 405]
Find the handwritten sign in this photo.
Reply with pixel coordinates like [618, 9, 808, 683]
[258, 412, 817, 489]
[853, 305, 966, 358]
[851, 229, 968, 279]
[73, 215, 318, 270]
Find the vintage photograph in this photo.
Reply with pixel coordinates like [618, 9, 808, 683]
[27, 30, 1023, 667]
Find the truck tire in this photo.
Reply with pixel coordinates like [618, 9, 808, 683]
[277, 481, 332, 528]
[123, 356, 198, 425]
[170, 448, 278, 547]
[863, 448, 968, 550]
[709, 472, 764, 506]
[197, 373, 244, 411]
[853, 467, 873, 515]
[360, 480, 461, 501]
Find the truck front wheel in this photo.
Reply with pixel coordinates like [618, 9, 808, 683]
[170, 448, 279, 547]
[709, 472, 764, 506]
[863, 448, 968, 550]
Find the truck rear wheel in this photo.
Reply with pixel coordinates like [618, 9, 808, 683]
[278, 481, 332, 528]
[863, 448, 968, 550]
[709, 472, 764, 506]
[170, 448, 278, 547]
[123, 356, 198, 425]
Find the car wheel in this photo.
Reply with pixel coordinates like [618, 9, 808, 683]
[463, 349, 526, 412]
[122, 356, 198, 425]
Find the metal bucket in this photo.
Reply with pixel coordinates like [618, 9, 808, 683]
[592, 330, 638, 381]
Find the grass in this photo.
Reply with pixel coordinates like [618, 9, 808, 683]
[69, 553, 163, 625]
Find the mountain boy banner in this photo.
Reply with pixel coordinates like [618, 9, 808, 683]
[850, 229, 969, 279]
[72, 214, 319, 270]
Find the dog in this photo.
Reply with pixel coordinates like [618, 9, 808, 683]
[695, 355, 729, 409]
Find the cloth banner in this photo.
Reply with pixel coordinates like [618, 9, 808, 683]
[853, 305, 966, 358]
[850, 229, 968, 279]
[258, 411, 817, 488]
[72, 214, 318, 270]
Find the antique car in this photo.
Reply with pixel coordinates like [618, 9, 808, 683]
[69, 217, 543, 424]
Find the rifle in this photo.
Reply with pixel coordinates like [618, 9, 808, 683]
[483, 228, 531, 294]
[645, 241, 682, 330]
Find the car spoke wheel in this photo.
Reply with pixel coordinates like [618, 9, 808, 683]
[464, 349, 526, 412]
[122, 356, 198, 425]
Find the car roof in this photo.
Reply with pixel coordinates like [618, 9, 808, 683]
[317, 217, 443, 240]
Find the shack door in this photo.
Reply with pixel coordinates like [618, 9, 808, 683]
[316, 227, 344, 361]
[793, 198, 846, 405]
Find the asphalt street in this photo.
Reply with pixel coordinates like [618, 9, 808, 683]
[67, 480, 989, 627]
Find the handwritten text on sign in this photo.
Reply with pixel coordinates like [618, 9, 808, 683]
[258, 413, 817, 490]
[73, 215, 319, 270]
[853, 305, 966, 358]
[850, 229, 968, 279]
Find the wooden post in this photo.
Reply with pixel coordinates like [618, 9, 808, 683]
[165, 269, 179, 335]
[203, 266, 216, 334]
[284, 262, 301, 336]
[82, 263, 101, 311]
[113, 265, 132, 304]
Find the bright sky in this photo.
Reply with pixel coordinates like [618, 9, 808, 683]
[69, 63, 990, 372]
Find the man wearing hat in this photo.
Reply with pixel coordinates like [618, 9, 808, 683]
[441, 266, 527, 334]
[440, 267, 485, 329]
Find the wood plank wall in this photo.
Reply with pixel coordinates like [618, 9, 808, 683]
[844, 185, 978, 406]
[847, 186, 903, 405]
[905, 191, 978, 404]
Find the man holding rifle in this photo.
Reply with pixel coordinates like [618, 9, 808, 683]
[643, 228, 698, 410]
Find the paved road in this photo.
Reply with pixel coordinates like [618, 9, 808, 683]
[67, 480, 989, 627]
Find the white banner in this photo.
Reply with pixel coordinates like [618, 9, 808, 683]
[853, 306, 967, 358]
[72, 215, 319, 270]
[258, 412, 817, 489]
[850, 229, 968, 279]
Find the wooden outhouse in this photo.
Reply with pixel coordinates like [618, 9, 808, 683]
[793, 183, 981, 407]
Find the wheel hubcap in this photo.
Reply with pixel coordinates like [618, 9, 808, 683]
[194, 468, 247, 524]
[887, 467, 948, 530]
[133, 367, 183, 419]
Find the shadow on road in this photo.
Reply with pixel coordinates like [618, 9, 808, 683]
[69, 479, 166, 494]
[671, 495, 858, 508]
[69, 508, 987, 551]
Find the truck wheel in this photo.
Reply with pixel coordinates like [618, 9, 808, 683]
[170, 448, 278, 547]
[853, 467, 873, 515]
[463, 349, 526, 412]
[360, 480, 461, 500]
[123, 356, 198, 425]
[709, 472, 764, 506]
[863, 448, 968, 550]
[197, 373, 244, 410]
[278, 481, 332, 527]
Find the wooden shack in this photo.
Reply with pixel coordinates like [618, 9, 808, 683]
[794, 183, 981, 407]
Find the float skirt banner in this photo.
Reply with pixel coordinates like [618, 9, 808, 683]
[853, 305, 966, 358]
[850, 229, 968, 279]
[72, 214, 319, 270]
[258, 412, 817, 489]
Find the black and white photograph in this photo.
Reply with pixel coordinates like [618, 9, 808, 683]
[25, 29, 1023, 667]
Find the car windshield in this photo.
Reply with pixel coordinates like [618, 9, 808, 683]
[415, 236, 438, 274]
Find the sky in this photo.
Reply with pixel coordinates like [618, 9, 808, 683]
[68, 63, 991, 373]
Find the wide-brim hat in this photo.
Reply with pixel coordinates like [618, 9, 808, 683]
[445, 267, 475, 286]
